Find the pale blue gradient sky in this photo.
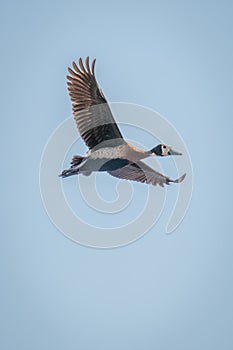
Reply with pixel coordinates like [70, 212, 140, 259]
[1, 0, 233, 349]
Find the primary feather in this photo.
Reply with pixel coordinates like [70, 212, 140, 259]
[67, 57, 124, 150]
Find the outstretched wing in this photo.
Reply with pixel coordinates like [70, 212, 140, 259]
[108, 161, 186, 187]
[67, 57, 124, 150]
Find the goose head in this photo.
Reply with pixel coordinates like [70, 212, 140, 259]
[150, 144, 182, 156]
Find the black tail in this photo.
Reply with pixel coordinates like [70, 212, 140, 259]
[59, 167, 79, 178]
[70, 155, 85, 168]
[59, 155, 86, 178]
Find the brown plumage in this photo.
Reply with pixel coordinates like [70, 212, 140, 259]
[60, 57, 186, 187]
[108, 161, 186, 187]
[67, 57, 124, 150]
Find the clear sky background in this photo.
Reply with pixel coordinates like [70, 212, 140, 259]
[1, 0, 233, 349]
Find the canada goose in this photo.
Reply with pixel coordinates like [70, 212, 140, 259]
[60, 57, 186, 187]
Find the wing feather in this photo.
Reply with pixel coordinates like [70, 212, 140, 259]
[108, 161, 186, 187]
[67, 57, 124, 150]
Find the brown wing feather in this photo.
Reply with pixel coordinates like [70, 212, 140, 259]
[108, 161, 186, 187]
[67, 57, 124, 150]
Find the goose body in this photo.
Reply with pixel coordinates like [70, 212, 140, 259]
[89, 143, 150, 162]
[60, 57, 186, 187]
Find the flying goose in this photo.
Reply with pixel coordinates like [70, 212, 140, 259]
[60, 57, 186, 187]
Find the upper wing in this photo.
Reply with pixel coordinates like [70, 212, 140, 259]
[108, 160, 186, 187]
[67, 57, 124, 150]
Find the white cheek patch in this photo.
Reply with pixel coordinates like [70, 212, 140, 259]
[162, 145, 167, 156]
[163, 145, 171, 156]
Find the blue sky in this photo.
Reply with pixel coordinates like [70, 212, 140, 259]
[1, 0, 233, 349]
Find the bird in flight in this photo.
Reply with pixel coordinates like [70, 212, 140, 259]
[60, 57, 186, 187]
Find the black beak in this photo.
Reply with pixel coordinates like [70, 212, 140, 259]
[168, 148, 182, 156]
